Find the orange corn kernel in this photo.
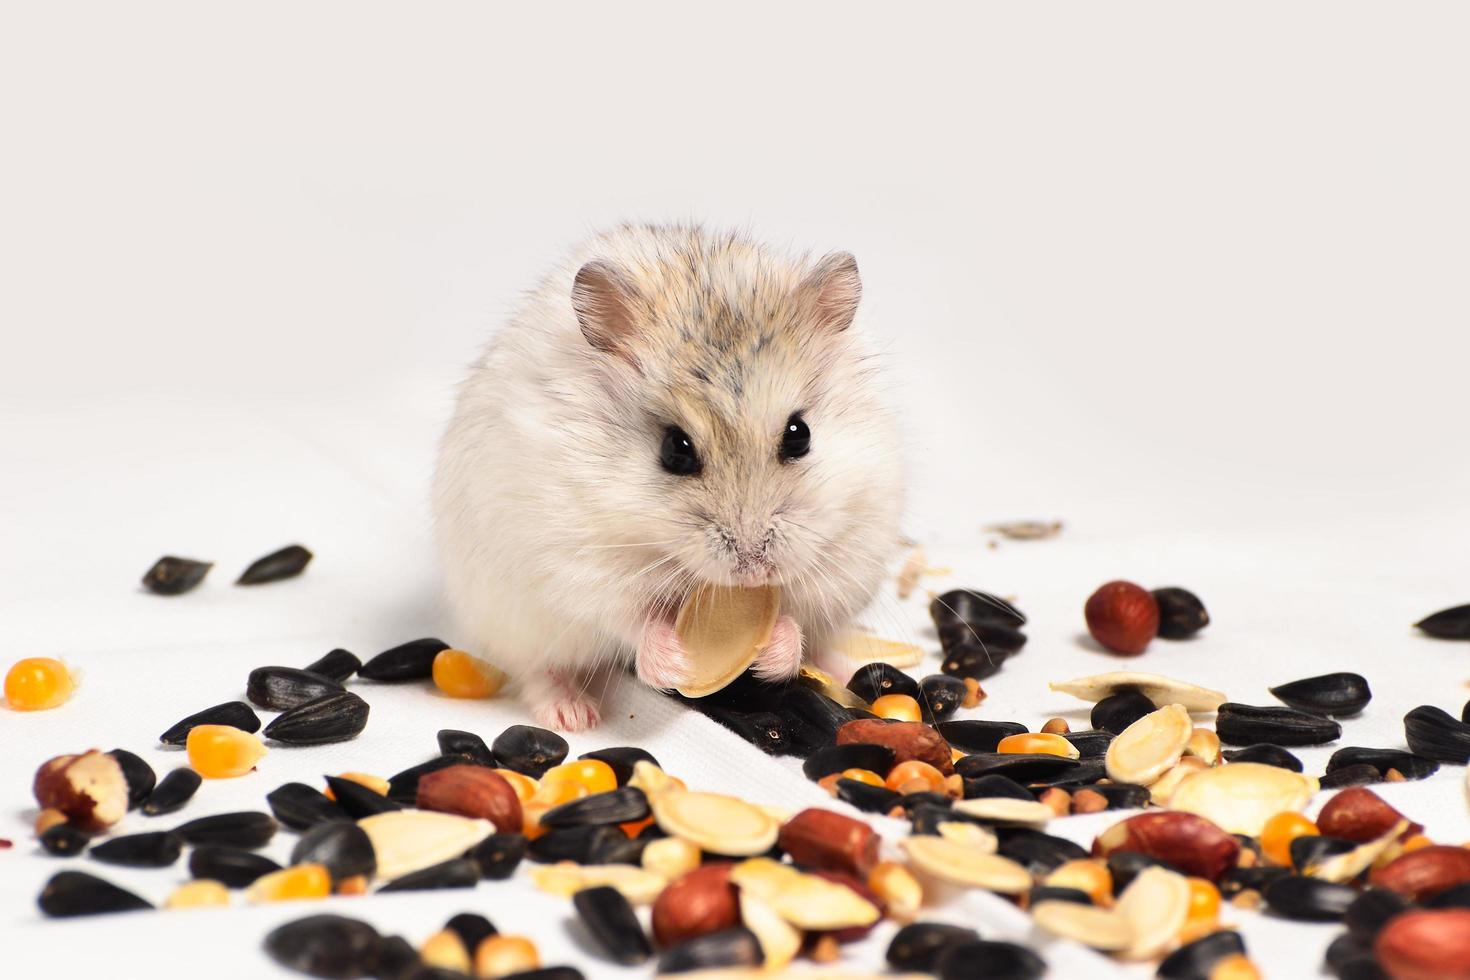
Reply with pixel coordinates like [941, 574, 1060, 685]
[1400, 834, 1434, 853]
[534, 760, 617, 805]
[884, 760, 946, 794]
[421, 930, 472, 973]
[996, 733, 1079, 759]
[5, 657, 74, 711]
[474, 934, 540, 978]
[246, 863, 331, 902]
[432, 649, 507, 699]
[961, 678, 985, 708]
[871, 694, 922, 722]
[335, 875, 370, 896]
[494, 768, 539, 802]
[1261, 812, 1318, 867]
[1210, 953, 1262, 980]
[620, 816, 655, 838]
[521, 803, 550, 841]
[1183, 877, 1221, 934]
[840, 768, 885, 787]
[323, 772, 388, 800]
[1044, 859, 1114, 907]
[187, 724, 267, 778]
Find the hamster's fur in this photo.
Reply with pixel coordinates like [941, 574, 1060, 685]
[433, 224, 903, 730]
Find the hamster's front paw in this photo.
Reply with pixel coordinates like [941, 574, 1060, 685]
[636, 613, 692, 690]
[752, 615, 804, 682]
[531, 669, 602, 732]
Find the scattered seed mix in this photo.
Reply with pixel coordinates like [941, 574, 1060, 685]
[13, 567, 1470, 979]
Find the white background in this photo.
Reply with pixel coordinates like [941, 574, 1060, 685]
[3, 3, 1469, 978]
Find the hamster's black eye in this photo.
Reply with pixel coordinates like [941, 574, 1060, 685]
[779, 414, 811, 461]
[660, 425, 702, 476]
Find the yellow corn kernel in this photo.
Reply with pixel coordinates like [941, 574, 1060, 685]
[840, 768, 885, 787]
[961, 678, 985, 708]
[187, 724, 267, 778]
[432, 649, 507, 699]
[884, 760, 947, 794]
[164, 879, 231, 909]
[870, 693, 922, 722]
[336, 875, 370, 896]
[421, 930, 472, 973]
[996, 733, 1080, 759]
[1044, 859, 1114, 907]
[533, 760, 617, 806]
[474, 934, 540, 978]
[246, 864, 331, 903]
[4, 657, 75, 711]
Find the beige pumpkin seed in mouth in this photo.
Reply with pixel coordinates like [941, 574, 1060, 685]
[674, 584, 781, 698]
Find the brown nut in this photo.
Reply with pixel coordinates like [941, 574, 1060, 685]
[1374, 908, 1470, 980]
[651, 862, 739, 946]
[32, 750, 129, 832]
[1092, 811, 1241, 882]
[778, 808, 880, 879]
[1071, 789, 1109, 815]
[415, 764, 522, 833]
[1369, 846, 1470, 902]
[1317, 787, 1424, 844]
[836, 719, 954, 775]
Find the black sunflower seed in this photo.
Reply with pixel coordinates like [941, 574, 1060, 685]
[836, 778, 902, 813]
[954, 752, 1079, 782]
[291, 821, 376, 881]
[1427, 882, 1470, 909]
[996, 827, 1088, 875]
[267, 782, 348, 831]
[541, 787, 649, 829]
[142, 767, 202, 816]
[1030, 885, 1093, 906]
[189, 845, 282, 888]
[39, 823, 89, 856]
[573, 885, 651, 965]
[1463, 699, 1470, 725]
[1091, 690, 1157, 735]
[1319, 764, 1386, 789]
[1062, 729, 1115, 759]
[919, 674, 967, 722]
[656, 927, 762, 974]
[246, 666, 345, 712]
[1403, 705, 1470, 763]
[1109, 851, 1182, 895]
[492, 725, 569, 778]
[387, 756, 462, 805]
[38, 870, 152, 917]
[937, 719, 1028, 753]
[500, 970, 584, 980]
[90, 831, 182, 868]
[141, 555, 213, 595]
[445, 912, 498, 954]
[578, 747, 659, 785]
[301, 648, 361, 682]
[1343, 888, 1412, 941]
[846, 661, 919, 703]
[1415, 603, 1470, 640]
[940, 642, 1009, 680]
[438, 729, 496, 766]
[1264, 874, 1358, 921]
[1327, 747, 1439, 781]
[1220, 743, 1304, 772]
[324, 776, 401, 819]
[236, 544, 313, 585]
[779, 684, 863, 740]
[886, 922, 981, 972]
[264, 913, 380, 978]
[910, 803, 984, 837]
[108, 748, 156, 810]
[697, 705, 794, 756]
[929, 589, 1027, 630]
[173, 811, 278, 848]
[470, 833, 529, 879]
[1215, 703, 1341, 747]
[1290, 835, 1357, 872]
[1219, 865, 1291, 898]
[160, 700, 262, 745]
[802, 742, 896, 781]
[1029, 758, 1108, 789]
[264, 691, 370, 745]
[1157, 928, 1246, 979]
[358, 637, 449, 682]
[372, 934, 421, 980]
[1324, 933, 1375, 974]
[963, 774, 1035, 801]
[895, 792, 953, 816]
[937, 620, 1028, 655]
[529, 825, 627, 865]
[1152, 587, 1210, 640]
[1269, 672, 1372, 718]
[935, 940, 1046, 980]
[589, 832, 646, 867]
[377, 857, 481, 893]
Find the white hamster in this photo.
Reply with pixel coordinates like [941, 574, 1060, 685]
[433, 224, 904, 730]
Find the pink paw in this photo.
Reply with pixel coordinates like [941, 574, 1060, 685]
[637, 612, 692, 689]
[533, 693, 601, 732]
[752, 615, 804, 682]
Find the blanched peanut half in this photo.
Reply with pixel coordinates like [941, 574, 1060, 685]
[1104, 703, 1192, 786]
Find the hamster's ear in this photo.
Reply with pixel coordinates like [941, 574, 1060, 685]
[799, 251, 862, 333]
[573, 261, 643, 363]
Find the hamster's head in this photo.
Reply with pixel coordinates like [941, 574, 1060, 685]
[567, 231, 903, 620]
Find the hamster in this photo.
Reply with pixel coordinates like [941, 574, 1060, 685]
[433, 224, 904, 731]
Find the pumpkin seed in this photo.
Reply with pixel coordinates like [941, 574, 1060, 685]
[650, 791, 778, 857]
[1051, 671, 1228, 712]
[188, 845, 281, 888]
[141, 555, 213, 595]
[300, 648, 360, 682]
[264, 691, 370, 746]
[573, 885, 651, 965]
[1220, 743, 1303, 772]
[142, 768, 202, 816]
[1031, 900, 1135, 951]
[174, 811, 278, 848]
[1167, 762, 1318, 836]
[266, 782, 347, 831]
[728, 858, 882, 929]
[831, 630, 926, 669]
[1104, 703, 1192, 786]
[90, 830, 183, 868]
[159, 700, 261, 745]
[290, 821, 376, 881]
[1115, 865, 1191, 960]
[263, 914, 379, 977]
[1403, 705, 1470, 763]
[737, 892, 800, 970]
[492, 725, 570, 778]
[38, 870, 152, 917]
[1215, 703, 1342, 747]
[901, 835, 1031, 893]
[886, 922, 980, 972]
[377, 857, 481, 893]
[952, 797, 1055, 827]
[246, 666, 344, 712]
[1415, 603, 1470, 639]
[1268, 672, 1371, 717]
[358, 810, 493, 881]
[530, 863, 668, 905]
[1152, 587, 1210, 639]
[236, 544, 312, 585]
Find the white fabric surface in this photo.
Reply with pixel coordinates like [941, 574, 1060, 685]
[3, 395, 1468, 980]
